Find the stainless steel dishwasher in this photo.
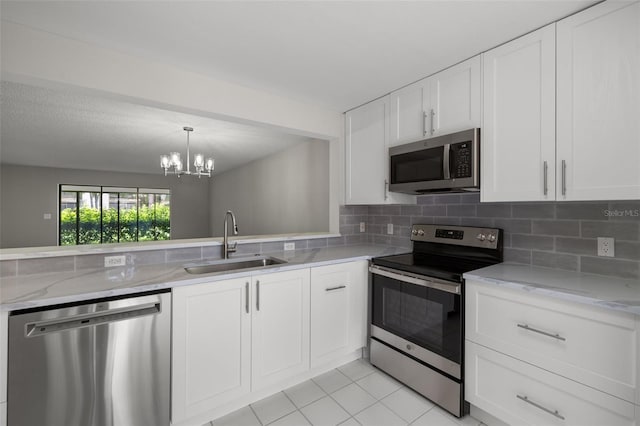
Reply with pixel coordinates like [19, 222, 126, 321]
[8, 290, 171, 426]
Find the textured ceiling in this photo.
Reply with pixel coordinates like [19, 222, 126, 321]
[0, 81, 314, 174]
[0, 0, 596, 112]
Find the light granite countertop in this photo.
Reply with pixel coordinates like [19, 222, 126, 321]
[0, 244, 407, 312]
[464, 263, 640, 316]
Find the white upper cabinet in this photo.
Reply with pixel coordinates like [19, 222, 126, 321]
[557, 0, 640, 201]
[388, 56, 481, 147]
[429, 55, 481, 137]
[345, 96, 416, 205]
[388, 80, 429, 146]
[481, 24, 556, 202]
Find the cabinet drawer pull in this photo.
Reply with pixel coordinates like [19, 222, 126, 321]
[543, 160, 548, 195]
[517, 323, 566, 341]
[430, 109, 435, 135]
[384, 179, 389, 201]
[561, 159, 567, 196]
[516, 394, 565, 420]
[423, 111, 428, 136]
[245, 282, 250, 314]
[256, 280, 260, 311]
[325, 285, 346, 292]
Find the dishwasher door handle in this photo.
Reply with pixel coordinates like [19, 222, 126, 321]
[25, 302, 161, 337]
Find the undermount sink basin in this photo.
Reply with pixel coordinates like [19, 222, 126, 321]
[184, 256, 288, 275]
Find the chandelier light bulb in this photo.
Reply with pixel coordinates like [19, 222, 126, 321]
[205, 158, 214, 171]
[175, 159, 183, 172]
[160, 155, 170, 168]
[194, 153, 204, 168]
[170, 152, 181, 166]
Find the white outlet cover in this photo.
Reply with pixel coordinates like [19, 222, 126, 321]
[387, 223, 393, 235]
[284, 242, 295, 251]
[597, 237, 615, 257]
[104, 255, 126, 267]
[360, 222, 366, 233]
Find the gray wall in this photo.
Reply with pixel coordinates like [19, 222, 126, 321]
[340, 193, 640, 280]
[0, 164, 210, 248]
[209, 140, 330, 236]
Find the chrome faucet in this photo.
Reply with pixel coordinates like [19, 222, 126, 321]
[223, 210, 239, 259]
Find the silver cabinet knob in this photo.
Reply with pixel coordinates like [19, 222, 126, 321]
[488, 234, 496, 242]
[477, 233, 486, 241]
[406, 344, 412, 350]
[411, 229, 418, 236]
[417, 229, 425, 236]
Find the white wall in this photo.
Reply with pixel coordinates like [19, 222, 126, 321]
[0, 165, 211, 248]
[209, 140, 330, 236]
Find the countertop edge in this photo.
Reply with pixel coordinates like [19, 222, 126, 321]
[464, 265, 640, 317]
[0, 251, 378, 312]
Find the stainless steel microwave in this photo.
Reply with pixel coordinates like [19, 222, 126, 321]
[389, 128, 479, 194]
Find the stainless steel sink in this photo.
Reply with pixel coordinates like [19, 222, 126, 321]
[184, 256, 287, 275]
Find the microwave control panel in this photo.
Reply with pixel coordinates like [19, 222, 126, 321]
[450, 142, 472, 178]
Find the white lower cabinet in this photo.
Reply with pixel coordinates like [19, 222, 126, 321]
[466, 279, 638, 403]
[466, 341, 637, 426]
[310, 261, 367, 368]
[465, 279, 640, 425]
[251, 269, 310, 391]
[171, 262, 367, 425]
[172, 277, 252, 423]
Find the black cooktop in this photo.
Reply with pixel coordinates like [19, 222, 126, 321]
[371, 253, 494, 283]
[372, 224, 504, 283]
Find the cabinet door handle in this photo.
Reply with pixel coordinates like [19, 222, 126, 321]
[423, 111, 428, 136]
[516, 395, 565, 420]
[325, 285, 346, 292]
[430, 109, 435, 135]
[256, 280, 260, 311]
[245, 282, 250, 314]
[561, 160, 567, 196]
[517, 323, 566, 341]
[384, 179, 389, 201]
[543, 161, 548, 196]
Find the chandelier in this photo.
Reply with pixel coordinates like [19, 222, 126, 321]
[160, 127, 214, 177]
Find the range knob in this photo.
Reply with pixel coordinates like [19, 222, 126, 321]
[417, 229, 425, 236]
[411, 229, 418, 236]
[488, 234, 496, 242]
[476, 233, 486, 241]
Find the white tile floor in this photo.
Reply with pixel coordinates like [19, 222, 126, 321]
[208, 359, 484, 426]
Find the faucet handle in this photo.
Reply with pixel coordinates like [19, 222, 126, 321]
[227, 241, 238, 252]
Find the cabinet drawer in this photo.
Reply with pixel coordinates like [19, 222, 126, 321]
[466, 280, 638, 403]
[466, 341, 637, 426]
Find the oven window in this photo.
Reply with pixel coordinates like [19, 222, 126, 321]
[372, 274, 461, 364]
[391, 146, 444, 184]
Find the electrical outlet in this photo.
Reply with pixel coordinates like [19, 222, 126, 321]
[284, 242, 295, 251]
[387, 223, 394, 235]
[104, 255, 126, 267]
[359, 222, 366, 233]
[43, 213, 52, 220]
[597, 237, 615, 257]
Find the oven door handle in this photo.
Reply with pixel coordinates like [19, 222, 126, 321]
[369, 265, 460, 295]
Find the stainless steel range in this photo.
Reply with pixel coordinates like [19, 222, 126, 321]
[369, 224, 502, 417]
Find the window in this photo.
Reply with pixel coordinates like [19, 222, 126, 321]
[59, 185, 170, 246]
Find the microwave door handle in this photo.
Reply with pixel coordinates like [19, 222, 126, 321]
[443, 144, 451, 180]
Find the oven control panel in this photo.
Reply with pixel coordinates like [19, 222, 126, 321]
[411, 224, 501, 249]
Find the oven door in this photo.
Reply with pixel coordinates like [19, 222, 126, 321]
[369, 265, 462, 379]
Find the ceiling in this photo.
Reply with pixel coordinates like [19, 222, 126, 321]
[0, 81, 313, 174]
[0, 1, 596, 174]
[1, 1, 595, 112]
